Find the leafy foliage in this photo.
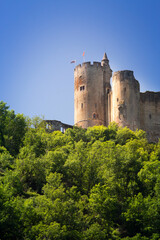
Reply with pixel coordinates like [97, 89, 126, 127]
[0, 104, 160, 239]
[0, 101, 27, 156]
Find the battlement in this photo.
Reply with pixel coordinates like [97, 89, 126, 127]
[140, 91, 160, 103]
[93, 61, 102, 67]
[74, 61, 104, 71]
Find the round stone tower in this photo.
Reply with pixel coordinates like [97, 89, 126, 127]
[111, 70, 140, 130]
[74, 53, 112, 128]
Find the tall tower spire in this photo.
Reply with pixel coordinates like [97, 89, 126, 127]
[101, 52, 112, 126]
[101, 52, 109, 66]
[102, 52, 108, 61]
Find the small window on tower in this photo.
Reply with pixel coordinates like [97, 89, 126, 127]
[149, 114, 152, 119]
[80, 86, 85, 91]
[107, 89, 110, 94]
[81, 103, 83, 109]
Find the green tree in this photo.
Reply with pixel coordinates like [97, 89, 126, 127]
[0, 101, 27, 156]
[0, 101, 9, 146]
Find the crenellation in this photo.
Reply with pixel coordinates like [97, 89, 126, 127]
[93, 61, 102, 67]
[140, 91, 160, 103]
[82, 62, 91, 67]
[75, 61, 105, 72]
[74, 53, 160, 142]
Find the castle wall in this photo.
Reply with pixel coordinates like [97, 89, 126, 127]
[111, 71, 140, 130]
[140, 91, 160, 142]
[74, 62, 106, 128]
[73, 54, 160, 142]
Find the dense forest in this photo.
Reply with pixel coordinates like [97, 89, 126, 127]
[0, 101, 160, 240]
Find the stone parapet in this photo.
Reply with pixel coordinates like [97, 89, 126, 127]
[74, 61, 104, 72]
[140, 91, 160, 103]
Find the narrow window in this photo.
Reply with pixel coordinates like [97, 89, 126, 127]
[107, 89, 110, 94]
[80, 85, 85, 91]
[117, 98, 119, 102]
[81, 103, 83, 109]
[149, 114, 152, 119]
[95, 103, 97, 108]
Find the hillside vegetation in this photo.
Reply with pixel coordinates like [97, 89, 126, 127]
[0, 101, 160, 240]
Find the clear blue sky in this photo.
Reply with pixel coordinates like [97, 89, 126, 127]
[0, 0, 160, 125]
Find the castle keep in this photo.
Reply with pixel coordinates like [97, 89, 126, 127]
[74, 53, 160, 142]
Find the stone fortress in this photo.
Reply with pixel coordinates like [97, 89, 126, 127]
[74, 53, 160, 142]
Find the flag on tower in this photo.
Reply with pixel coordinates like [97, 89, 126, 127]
[82, 51, 85, 56]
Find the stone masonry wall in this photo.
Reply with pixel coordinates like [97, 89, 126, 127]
[140, 91, 160, 142]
